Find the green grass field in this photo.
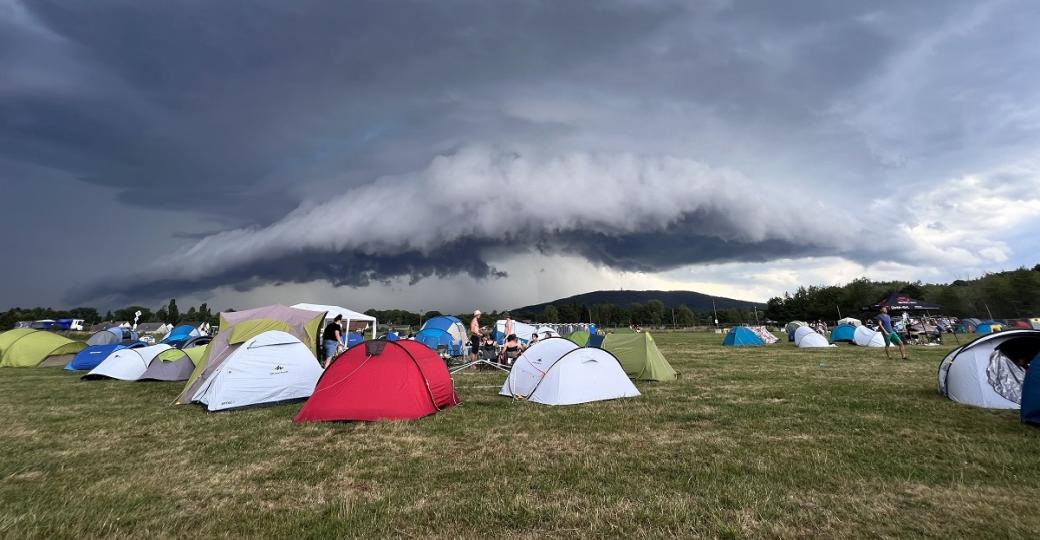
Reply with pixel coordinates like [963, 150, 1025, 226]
[1, 332, 1038, 538]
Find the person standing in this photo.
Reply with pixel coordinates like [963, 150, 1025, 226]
[504, 313, 514, 341]
[469, 310, 482, 362]
[876, 307, 908, 360]
[322, 314, 343, 368]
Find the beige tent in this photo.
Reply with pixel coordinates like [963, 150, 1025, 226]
[176, 305, 326, 405]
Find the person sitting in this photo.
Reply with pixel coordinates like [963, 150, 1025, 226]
[500, 334, 523, 366]
[528, 333, 540, 347]
[543, 331, 553, 340]
[478, 330, 498, 362]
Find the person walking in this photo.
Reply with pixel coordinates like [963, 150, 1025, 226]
[876, 307, 908, 360]
[469, 310, 482, 362]
[322, 314, 343, 368]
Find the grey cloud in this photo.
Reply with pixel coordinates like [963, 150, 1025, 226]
[69, 147, 872, 303]
[4, 0, 1040, 308]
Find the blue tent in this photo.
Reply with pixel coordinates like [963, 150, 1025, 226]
[161, 325, 199, 347]
[976, 320, 1000, 334]
[421, 315, 464, 333]
[65, 342, 146, 371]
[1022, 352, 1040, 426]
[723, 327, 765, 346]
[831, 324, 856, 343]
[416, 316, 467, 356]
[346, 332, 364, 348]
[386, 331, 399, 342]
[587, 334, 605, 348]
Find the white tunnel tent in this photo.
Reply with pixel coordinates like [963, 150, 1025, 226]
[291, 303, 377, 339]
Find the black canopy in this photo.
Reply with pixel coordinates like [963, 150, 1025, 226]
[866, 293, 942, 312]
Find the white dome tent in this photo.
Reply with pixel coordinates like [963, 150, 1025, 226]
[794, 326, 830, 348]
[83, 344, 173, 381]
[853, 326, 886, 347]
[499, 337, 640, 406]
[837, 317, 862, 327]
[938, 329, 1040, 409]
[190, 330, 324, 412]
[535, 327, 560, 338]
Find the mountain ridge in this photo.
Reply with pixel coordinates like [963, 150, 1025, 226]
[511, 289, 765, 315]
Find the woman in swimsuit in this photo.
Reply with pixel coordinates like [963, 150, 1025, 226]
[501, 334, 523, 365]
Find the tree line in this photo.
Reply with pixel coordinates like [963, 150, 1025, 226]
[764, 265, 1040, 323]
[0, 299, 221, 331]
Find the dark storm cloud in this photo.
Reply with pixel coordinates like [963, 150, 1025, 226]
[76, 239, 507, 304]
[3, 0, 677, 224]
[3, 0, 1039, 306]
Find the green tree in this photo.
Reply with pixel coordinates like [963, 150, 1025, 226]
[167, 299, 180, 325]
[543, 305, 560, 324]
[675, 305, 695, 327]
[646, 300, 665, 326]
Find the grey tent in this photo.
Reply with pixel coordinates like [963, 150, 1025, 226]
[86, 326, 139, 346]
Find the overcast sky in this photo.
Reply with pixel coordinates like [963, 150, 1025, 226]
[2, 0, 1039, 313]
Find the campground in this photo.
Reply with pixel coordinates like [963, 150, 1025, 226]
[1, 332, 1038, 538]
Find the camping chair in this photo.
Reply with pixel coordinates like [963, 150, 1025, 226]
[499, 346, 522, 367]
[478, 343, 498, 362]
[449, 343, 510, 374]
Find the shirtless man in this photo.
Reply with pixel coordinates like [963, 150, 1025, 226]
[469, 310, 482, 362]
[503, 313, 514, 341]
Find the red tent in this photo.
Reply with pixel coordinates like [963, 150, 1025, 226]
[294, 340, 459, 422]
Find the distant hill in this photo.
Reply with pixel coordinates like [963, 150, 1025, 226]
[512, 289, 764, 315]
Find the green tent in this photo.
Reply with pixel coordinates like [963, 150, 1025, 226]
[0, 330, 86, 368]
[0, 328, 37, 358]
[567, 330, 590, 347]
[155, 344, 209, 367]
[601, 332, 677, 381]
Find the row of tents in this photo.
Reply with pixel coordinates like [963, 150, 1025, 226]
[411, 315, 596, 356]
[0, 304, 679, 421]
[8, 307, 1039, 425]
[721, 322, 889, 349]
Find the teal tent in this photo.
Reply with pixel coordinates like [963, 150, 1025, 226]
[723, 327, 764, 347]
